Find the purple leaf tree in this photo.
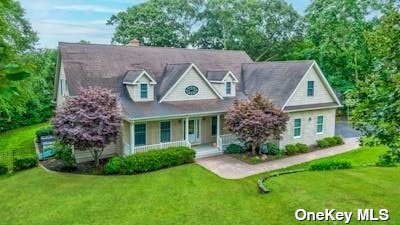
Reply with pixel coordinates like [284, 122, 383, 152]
[53, 86, 121, 167]
[225, 93, 289, 155]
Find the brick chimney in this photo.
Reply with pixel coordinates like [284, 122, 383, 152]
[127, 38, 140, 47]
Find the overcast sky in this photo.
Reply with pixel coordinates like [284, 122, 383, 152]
[19, 0, 310, 48]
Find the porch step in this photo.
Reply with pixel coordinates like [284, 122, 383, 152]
[195, 149, 223, 159]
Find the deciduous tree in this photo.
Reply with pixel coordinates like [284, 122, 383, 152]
[225, 93, 289, 155]
[53, 87, 121, 167]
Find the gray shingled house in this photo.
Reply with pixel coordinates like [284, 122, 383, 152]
[54, 41, 341, 162]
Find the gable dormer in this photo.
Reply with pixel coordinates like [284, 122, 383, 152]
[206, 71, 238, 97]
[158, 63, 223, 103]
[123, 69, 157, 102]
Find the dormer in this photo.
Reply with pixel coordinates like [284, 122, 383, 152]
[123, 69, 157, 102]
[206, 70, 238, 97]
[158, 63, 223, 103]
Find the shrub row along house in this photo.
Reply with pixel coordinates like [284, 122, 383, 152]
[54, 40, 341, 162]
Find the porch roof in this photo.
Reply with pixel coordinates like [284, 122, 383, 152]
[121, 91, 247, 120]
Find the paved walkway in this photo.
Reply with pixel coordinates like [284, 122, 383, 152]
[196, 137, 360, 179]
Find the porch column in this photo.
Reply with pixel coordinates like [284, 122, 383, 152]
[130, 121, 135, 154]
[185, 117, 189, 143]
[217, 114, 221, 149]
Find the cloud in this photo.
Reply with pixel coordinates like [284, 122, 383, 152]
[53, 4, 123, 13]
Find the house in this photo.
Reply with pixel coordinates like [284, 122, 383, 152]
[54, 41, 341, 162]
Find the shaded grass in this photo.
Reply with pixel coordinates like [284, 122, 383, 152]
[0, 123, 48, 153]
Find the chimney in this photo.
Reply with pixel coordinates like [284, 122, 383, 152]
[127, 38, 140, 47]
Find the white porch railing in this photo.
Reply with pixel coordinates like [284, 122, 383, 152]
[133, 140, 191, 154]
[217, 136, 222, 151]
[219, 134, 240, 150]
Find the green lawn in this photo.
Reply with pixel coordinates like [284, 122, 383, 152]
[0, 124, 399, 225]
[0, 123, 48, 153]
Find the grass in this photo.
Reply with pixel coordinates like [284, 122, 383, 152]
[1, 124, 399, 224]
[0, 123, 48, 153]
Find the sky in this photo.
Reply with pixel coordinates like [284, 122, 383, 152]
[19, 0, 310, 48]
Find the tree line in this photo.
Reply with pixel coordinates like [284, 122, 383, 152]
[0, 0, 56, 131]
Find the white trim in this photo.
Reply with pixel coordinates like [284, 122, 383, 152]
[123, 70, 157, 85]
[313, 62, 341, 106]
[208, 71, 238, 83]
[284, 105, 341, 113]
[159, 63, 224, 103]
[316, 115, 324, 135]
[139, 82, 148, 100]
[130, 110, 227, 122]
[281, 61, 342, 110]
[222, 71, 239, 82]
[225, 81, 232, 95]
[159, 120, 171, 143]
[134, 122, 147, 147]
[293, 118, 302, 138]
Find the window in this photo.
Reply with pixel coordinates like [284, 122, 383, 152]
[316, 115, 324, 134]
[185, 85, 199, 95]
[307, 81, 314, 96]
[134, 123, 146, 146]
[160, 121, 171, 142]
[60, 79, 64, 96]
[140, 83, 148, 99]
[293, 118, 301, 138]
[226, 82, 232, 95]
[211, 116, 217, 136]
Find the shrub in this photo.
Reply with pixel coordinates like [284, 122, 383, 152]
[285, 144, 298, 156]
[263, 143, 282, 156]
[333, 136, 344, 145]
[225, 144, 244, 154]
[54, 143, 76, 167]
[295, 143, 309, 153]
[13, 156, 38, 171]
[317, 139, 330, 148]
[35, 126, 54, 140]
[310, 160, 352, 171]
[376, 148, 400, 167]
[0, 164, 8, 175]
[104, 157, 123, 174]
[325, 137, 337, 146]
[317, 136, 345, 148]
[360, 136, 380, 147]
[104, 147, 195, 175]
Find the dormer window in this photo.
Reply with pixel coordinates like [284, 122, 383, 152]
[226, 82, 232, 95]
[307, 81, 314, 96]
[140, 83, 148, 99]
[207, 70, 238, 97]
[123, 69, 156, 102]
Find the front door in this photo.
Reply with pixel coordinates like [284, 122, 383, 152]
[184, 119, 201, 144]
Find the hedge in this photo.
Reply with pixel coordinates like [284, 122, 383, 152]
[317, 136, 344, 148]
[104, 147, 195, 175]
[309, 160, 352, 171]
[285, 143, 309, 155]
[13, 156, 38, 171]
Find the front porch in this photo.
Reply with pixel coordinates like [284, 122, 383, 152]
[122, 114, 239, 158]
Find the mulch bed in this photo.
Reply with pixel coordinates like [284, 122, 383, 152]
[40, 157, 109, 174]
[230, 145, 325, 165]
